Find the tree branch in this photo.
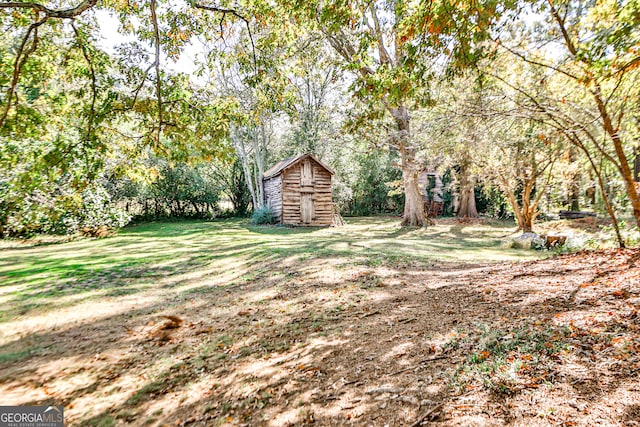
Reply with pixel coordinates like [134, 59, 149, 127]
[150, 0, 163, 143]
[194, 3, 258, 69]
[369, 4, 392, 66]
[71, 22, 98, 146]
[0, 15, 47, 128]
[546, 0, 578, 56]
[495, 40, 582, 82]
[0, 0, 97, 19]
[486, 70, 623, 175]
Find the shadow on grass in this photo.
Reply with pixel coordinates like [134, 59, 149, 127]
[242, 224, 327, 235]
[0, 240, 278, 321]
[1, 239, 637, 425]
[0, 218, 541, 324]
[82, 266, 639, 425]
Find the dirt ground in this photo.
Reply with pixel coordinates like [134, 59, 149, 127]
[1, 225, 639, 426]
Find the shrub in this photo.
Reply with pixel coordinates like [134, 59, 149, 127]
[77, 187, 131, 233]
[251, 206, 277, 225]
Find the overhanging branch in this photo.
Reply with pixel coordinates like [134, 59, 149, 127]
[0, 0, 97, 19]
[194, 2, 258, 69]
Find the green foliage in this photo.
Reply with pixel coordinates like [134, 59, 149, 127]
[65, 186, 131, 234]
[251, 206, 277, 225]
[423, 170, 456, 217]
[476, 184, 511, 218]
[215, 159, 253, 217]
[345, 149, 403, 216]
[0, 177, 131, 238]
[108, 159, 223, 221]
[3, 0, 635, 235]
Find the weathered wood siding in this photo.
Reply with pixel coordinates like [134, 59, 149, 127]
[281, 158, 333, 226]
[263, 175, 283, 222]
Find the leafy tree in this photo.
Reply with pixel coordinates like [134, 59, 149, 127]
[484, 119, 563, 232]
[346, 147, 403, 216]
[204, 158, 252, 216]
[285, 38, 343, 158]
[491, 0, 640, 236]
[285, 0, 514, 226]
[424, 67, 566, 232]
[199, 10, 296, 210]
[416, 74, 489, 219]
[0, 0, 238, 235]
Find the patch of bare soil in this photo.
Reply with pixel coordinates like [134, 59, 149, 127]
[540, 217, 613, 234]
[1, 249, 639, 426]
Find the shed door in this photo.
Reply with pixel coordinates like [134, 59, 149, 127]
[301, 193, 314, 224]
[300, 160, 313, 190]
[300, 159, 315, 224]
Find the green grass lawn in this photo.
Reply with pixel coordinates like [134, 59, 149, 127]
[0, 217, 541, 322]
[2, 217, 636, 426]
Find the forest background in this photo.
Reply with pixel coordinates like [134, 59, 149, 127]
[1, 0, 639, 245]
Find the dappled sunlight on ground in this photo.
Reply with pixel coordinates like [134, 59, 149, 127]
[1, 218, 638, 425]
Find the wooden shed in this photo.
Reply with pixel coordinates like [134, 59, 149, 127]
[263, 153, 334, 226]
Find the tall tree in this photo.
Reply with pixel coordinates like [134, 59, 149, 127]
[421, 74, 488, 219]
[287, 38, 342, 158]
[286, 0, 512, 226]
[199, 13, 294, 210]
[492, 0, 640, 228]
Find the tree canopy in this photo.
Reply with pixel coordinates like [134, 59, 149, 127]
[1, 0, 639, 242]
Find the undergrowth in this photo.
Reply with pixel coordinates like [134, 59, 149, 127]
[446, 324, 571, 395]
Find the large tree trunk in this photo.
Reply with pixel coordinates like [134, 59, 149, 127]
[457, 160, 478, 218]
[390, 105, 429, 227]
[400, 152, 427, 226]
[520, 210, 534, 233]
[507, 197, 534, 232]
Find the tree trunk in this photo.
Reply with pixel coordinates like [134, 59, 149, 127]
[504, 181, 536, 233]
[567, 146, 581, 211]
[634, 148, 640, 182]
[569, 132, 625, 247]
[592, 155, 625, 247]
[390, 104, 429, 227]
[232, 124, 269, 211]
[457, 161, 478, 218]
[253, 124, 268, 208]
[520, 209, 534, 233]
[592, 85, 640, 229]
[505, 188, 526, 231]
[568, 181, 580, 211]
[400, 153, 427, 226]
[232, 126, 259, 210]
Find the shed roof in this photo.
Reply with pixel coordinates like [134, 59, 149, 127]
[263, 153, 334, 179]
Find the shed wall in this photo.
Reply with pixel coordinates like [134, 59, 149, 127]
[263, 175, 283, 222]
[281, 160, 333, 226]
